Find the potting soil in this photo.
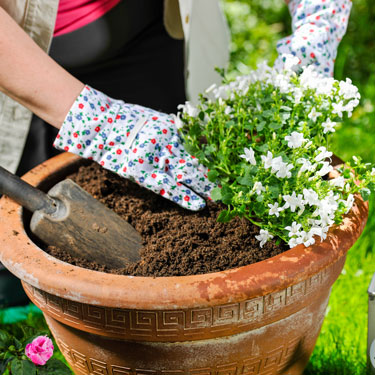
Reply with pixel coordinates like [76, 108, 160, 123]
[47, 163, 287, 276]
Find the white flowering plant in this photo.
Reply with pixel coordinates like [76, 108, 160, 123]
[178, 56, 375, 249]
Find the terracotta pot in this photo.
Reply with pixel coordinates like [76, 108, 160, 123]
[0, 153, 368, 375]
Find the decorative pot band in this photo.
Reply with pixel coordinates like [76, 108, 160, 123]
[23, 257, 343, 342]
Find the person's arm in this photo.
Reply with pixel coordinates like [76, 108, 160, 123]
[0, 6, 84, 128]
[275, 0, 352, 76]
[0, 7, 213, 210]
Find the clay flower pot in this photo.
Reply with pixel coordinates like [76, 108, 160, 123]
[0, 153, 368, 375]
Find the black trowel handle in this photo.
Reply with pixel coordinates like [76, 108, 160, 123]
[0, 165, 57, 215]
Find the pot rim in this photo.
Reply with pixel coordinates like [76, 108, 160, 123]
[0, 153, 368, 310]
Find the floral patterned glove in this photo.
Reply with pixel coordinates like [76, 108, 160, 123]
[275, 0, 352, 76]
[53, 85, 214, 211]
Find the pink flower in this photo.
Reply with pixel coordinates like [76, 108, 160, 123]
[25, 336, 54, 365]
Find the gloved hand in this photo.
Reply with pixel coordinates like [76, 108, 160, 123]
[53, 85, 214, 210]
[274, 0, 352, 77]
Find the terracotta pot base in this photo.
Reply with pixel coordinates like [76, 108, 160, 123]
[45, 290, 328, 375]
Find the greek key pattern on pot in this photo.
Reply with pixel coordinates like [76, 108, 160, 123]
[23, 263, 337, 341]
[56, 336, 302, 375]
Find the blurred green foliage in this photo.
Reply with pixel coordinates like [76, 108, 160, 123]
[223, 0, 375, 373]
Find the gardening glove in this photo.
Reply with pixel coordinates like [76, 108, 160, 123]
[53, 85, 214, 211]
[274, 0, 352, 76]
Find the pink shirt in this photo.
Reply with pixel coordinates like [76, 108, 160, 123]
[54, 0, 121, 37]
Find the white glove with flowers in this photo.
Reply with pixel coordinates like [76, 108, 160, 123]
[53, 85, 214, 211]
[274, 0, 352, 77]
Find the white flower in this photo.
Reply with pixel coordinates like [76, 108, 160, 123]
[255, 229, 274, 248]
[273, 73, 292, 93]
[305, 141, 313, 149]
[253, 181, 265, 195]
[268, 202, 283, 217]
[297, 158, 317, 173]
[315, 146, 333, 162]
[329, 176, 346, 189]
[224, 106, 233, 115]
[172, 113, 184, 129]
[271, 156, 284, 174]
[240, 147, 256, 165]
[283, 192, 304, 212]
[256, 60, 273, 81]
[339, 78, 360, 100]
[303, 188, 320, 206]
[371, 168, 375, 176]
[177, 101, 199, 117]
[292, 87, 304, 104]
[322, 118, 337, 134]
[285, 221, 302, 237]
[298, 231, 315, 247]
[299, 65, 320, 91]
[205, 83, 217, 94]
[317, 161, 333, 176]
[308, 107, 322, 123]
[261, 151, 274, 169]
[213, 86, 230, 100]
[276, 162, 294, 179]
[315, 78, 335, 96]
[344, 194, 355, 214]
[332, 102, 345, 118]
[344, 99, 360, 118]
[308, 226, 326, 242]
[288, 237, 302, 248]
[282, 54, 300, 71]
[285, 131, 306, 149]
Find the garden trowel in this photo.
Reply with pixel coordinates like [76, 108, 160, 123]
[0, 165, 142, 268]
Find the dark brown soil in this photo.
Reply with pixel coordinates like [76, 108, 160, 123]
[46, 163, 287, 276]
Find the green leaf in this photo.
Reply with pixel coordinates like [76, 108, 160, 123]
[256, 194, 264, 202]
[38, 359, 72, 375]
[204, 144, 217, 154]
[0, 331, 11, 350]
[244, 122, 254, 131]
[269, 122, 283, 130]
[280, 106, 292, 111]
[189, 124, 202, 137]
[0, 358, 12, 374]
[14, 338, 23, 351]
[261, 110, 273, 118]
[360, 188, 371, 201]
[343, 169, 351, 178]
[255, 144, 268, 153]
[367, 181, 375, 192]
[237, 175, 253, 186]
[221, 192, 233, 205]
[10, 359, 36, 375]
[256, 121, 266, 132]
[217, 210, 236, 223]
[207, 170, 219, 182]
[268, 185, 280, 198]
[198, 111, 205, 121]
[220, 186, 234, 205]
[210, 187, 222, 201]
[225, 120, 235, 128]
